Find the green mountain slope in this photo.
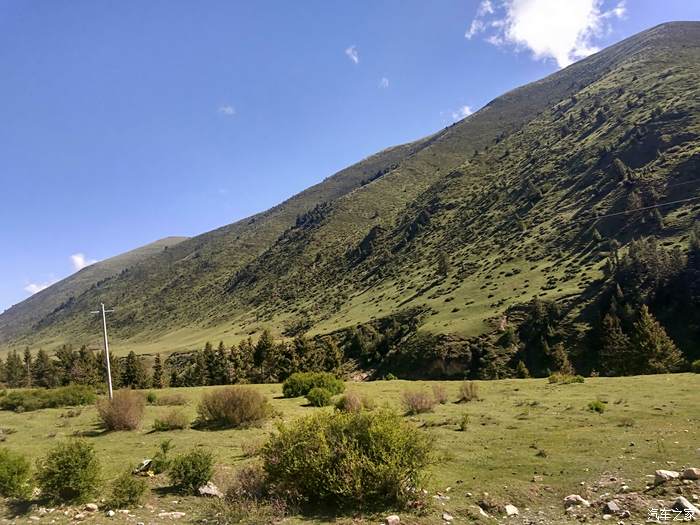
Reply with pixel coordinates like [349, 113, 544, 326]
[2, 22, 699, 361]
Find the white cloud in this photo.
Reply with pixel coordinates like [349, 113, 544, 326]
[465, 0, 626, 68]
[71, 253, 97, 271]
[24, 280, 57, 295]
[345, 45, 359, 64]
[217, 105, 236, 116]
[379, 77, 389, 88]
[452, 105, 473, 120]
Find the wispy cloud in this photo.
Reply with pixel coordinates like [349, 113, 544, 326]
[345, 45, 359, 64]
[465, 0, 626, 68]
[217, 105, 236, 116]
[379, 77, 389, 88]
[71, 253, 97, 271]
[452, 105, 473, 120]
[24, 279, 57, 295]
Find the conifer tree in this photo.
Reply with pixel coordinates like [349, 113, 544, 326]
[22, 348, 33, 387]
[121, 351, 149, 388]
[599, 312, 634, 375]
[515, 360, 530, 378]
[230, 339, 254, 383]
[632, 305, 684, 374]
[548, 343, 574, 375]
[32, 349, 58, 388]
[4, 350, 25, 388]
[152, 354, 164, 389]
[254, 330, 275, 379]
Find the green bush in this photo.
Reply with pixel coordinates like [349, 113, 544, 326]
[151, 440, 174, 474]
[548, 373, 585, 384]
[305, 387, 332, 407]
[168, 449, 214, 494]
[384, 373, 398, 381]
[282, 372, 344, 398]
[0, 449, 31, 499]
[36, 440, 101, 503]
[0, 385, 95, 412]
[108, 470, 148, 508]
[196, 387, 271, 428]
[152, 409, 190, 431]
[146, 392, 157, 404]
[692, 359, 700, 373]
[588, 399, 606, 413]
[261, 409, 433, 509]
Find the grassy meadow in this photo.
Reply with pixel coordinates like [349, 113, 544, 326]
[0, 374, 698, 523]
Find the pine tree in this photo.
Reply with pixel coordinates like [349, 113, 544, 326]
[121, 351, 149, 388]
[22, 348, 33, 387]
[436, 251, 451, 278]
[599, 312, 634, 376]
[229, 339, 253, 383]
[152, 354, 164, 389]
[515, 360, 530, 378]
[202, 342, 216, 385]
[548, 343, 574, 375]
[254, 330, 275, 379]
[632, 305, 684, 374]
[4, 350, 25, 388]
[32, 349, 58, 388]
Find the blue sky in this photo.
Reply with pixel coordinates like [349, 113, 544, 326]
[1, 0, 698, 312]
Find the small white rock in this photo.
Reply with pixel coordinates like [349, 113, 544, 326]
[655, 469, 680, 484]
[84, 504, 98, 512]
[442, 512, 453, 522]
[505, 504, 519, 516]
[384, 515, 400, 525]
[564, 494, 591, 508]
[681, 467, 700, 480]
[106, 510, 116, 517]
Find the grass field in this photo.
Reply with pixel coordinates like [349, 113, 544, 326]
[1, 374, 699, 524]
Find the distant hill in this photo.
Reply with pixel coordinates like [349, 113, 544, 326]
[2, 22, 698, 368]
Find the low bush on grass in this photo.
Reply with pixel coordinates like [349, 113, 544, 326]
[196, 387, 271, 428]
[36, 440, 101, 503]
[0, 385, 95, 412]
[305, 387, 332, 407]
[156, 393, 188, 406]
[146, 392, 158, 404]
[384, 373, 398, 381]
[282, 372, 344, 398]
[401, 390, 435, 415]
[0, 449, 31, 499]
[226, 462, 268, 504]
[692, 359, 700, 373]
[432, 384, 448, 404]
[261, 409, 433, 509]
[169, 449, 214, 494]
[335, 391, 374, 413]
[109, 470, 149, 508]
[458, 412, 470, 431]
[152, 409, 190, 431]
[151, 440, 175, 474]
[588, 399, 606, 413]
[97, 390, 145, 431]
[548, 372, 585, 384]
[457, 381, 480, 402]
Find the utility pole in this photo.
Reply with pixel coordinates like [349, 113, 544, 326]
[91, 303, 115, 400]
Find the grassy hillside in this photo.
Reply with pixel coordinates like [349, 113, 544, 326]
[0, 374, 697, 523]
[1, 22, 698, 360]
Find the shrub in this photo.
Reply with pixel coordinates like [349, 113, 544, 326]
[335, 392, 374, 413]
[282, 372, 344, 398]
[152, 409, 190, 431]
[156, 393, 188, 406]
[548, 372, 585, 384]
[146, 392, 157, 404]
[402, 390, 435, 415]
[262, 409, 433, 508]
[97, 390, 145, 431]
[36, 440, 101, 503]
[306, 387, 332, 407]
[226, 462, 268, 504]
[151, 440, 174, 474]
[0, 449, 31, 499]
[108, 470, 148, 508]
[169, 449, 214, 494]
[0, 385, 95, 412]
[196, 387, 271, 428]
[384, 373, 398, 381]
[457, 381, 480, 402]
[588, 399, 606, 413]
[692, 359, 700, 373]
[458, 412, 469, 431]
[432, 384, 448, 404]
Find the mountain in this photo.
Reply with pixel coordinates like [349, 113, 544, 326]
[2, 22, 699, 370]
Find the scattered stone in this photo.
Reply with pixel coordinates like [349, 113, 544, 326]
[384, 515, 400, 525]
[682, 468, 700, 480]
[478, 506, 489, 518]
[564, 495, 591, 508]
[620, 510, 631, 518]
[133, 459, 152, 474]
[620, 484, 629, 492]
[28, 517, 40, 522]
[137, 522, 145, 525]
[442, 512, 453, 522]
[73, 513, 86, 521]
[692, 495, 699, 503]
[604, 500, 621, 514]
[505, 504, 519, 516]
[655, 469, 680, 484]
[602, 514, 612, 520]
[198, 482, 223, 498]
[673, 496, 700, 519]
[106, 510, 116, 517]
[84, 504, 98, 512]
[157, 512, 186, 519]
